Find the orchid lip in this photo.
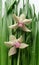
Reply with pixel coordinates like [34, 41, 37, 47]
[18, 21, 24, 27]
[14, 42, 21, 48]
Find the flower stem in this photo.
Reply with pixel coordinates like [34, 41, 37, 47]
[17, 49, 20, 65]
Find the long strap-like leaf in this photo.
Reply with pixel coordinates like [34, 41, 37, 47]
[0, 0, 2, 65]
[1, 14, 8, 65]
[37, 21, 39, 65]
[6, 0, 15, 12]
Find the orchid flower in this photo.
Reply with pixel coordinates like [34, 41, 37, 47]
[4, 35, 29, 56]
[9, 14, 32, 32]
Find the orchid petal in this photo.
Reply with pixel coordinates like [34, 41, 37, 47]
[9, 35, 16, 41]
[9, 23, 18, 29]
[20, 14, 25, 20]
[22, 25, 31, 32]
[13, 14, 20, 23]
[23, 19, 32, 24]
[19, 43, 29, 49]
[4, 41, 13, 47]
[17, 36, 23, 43]
[8, 47, 16, 56]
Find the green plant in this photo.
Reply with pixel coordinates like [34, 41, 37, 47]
[0, 0, 39, 65]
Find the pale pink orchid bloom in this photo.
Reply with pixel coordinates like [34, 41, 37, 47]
[9, 14, 32, 32]
[4, 35, 29, 56]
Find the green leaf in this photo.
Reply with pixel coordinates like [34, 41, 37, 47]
[1, 4, 12, 65]
[1, 14, 8, 65]
[6, 0, 15, 11]
[37, 21, 39, 65]
[30, 19, 37, 65]
[33, 4, 36, 17]
[7, 14, 12, 65]
[7, 14, 12, 35]
[0, 0, 2, 65]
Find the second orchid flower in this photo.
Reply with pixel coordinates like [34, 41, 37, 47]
[4, 35, 29, 56]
